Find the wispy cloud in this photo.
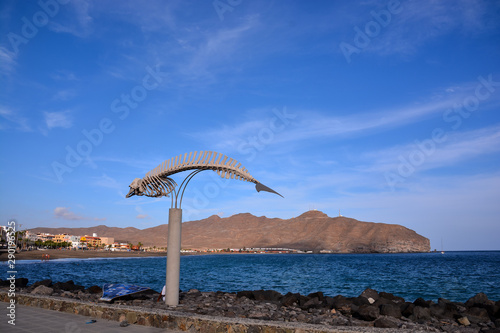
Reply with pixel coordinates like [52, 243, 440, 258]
[53, 207, 106, 221]
[358, 0, 496, 56]
[0, 106, 30, 131]
[191, 93, 467, 152]
[361, 124, 500, 175]
[44, 111, 73, 130]
[0, 46, 16, 74]
[49, 0, 93, 38]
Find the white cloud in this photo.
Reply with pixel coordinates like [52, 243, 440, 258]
[0, 106, 30, 131]
[0, 46, 16, 74]
[44, 111, 73, 130]
[360, 0, 495, 56]
[54, 207, 85, 220]
[53, 207, 106, 221]
[49, 0, 93, 38]
[361, 124, 500, 175]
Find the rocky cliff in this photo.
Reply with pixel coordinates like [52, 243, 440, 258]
[30, 210, 430, 253]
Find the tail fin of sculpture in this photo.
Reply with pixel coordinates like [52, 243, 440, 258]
[255, 183, 284, 198]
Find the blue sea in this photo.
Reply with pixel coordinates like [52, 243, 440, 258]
[4, 252, 500, 303]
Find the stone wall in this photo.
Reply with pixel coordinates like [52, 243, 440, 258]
[1, 292, 410, 333]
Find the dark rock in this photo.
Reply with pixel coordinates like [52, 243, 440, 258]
[380, 303, 402, 318]
[352, 296, 371, 306]
[360, 288, 379, 302]
[32, 279, 53, 288]
[466, 307, 491, 324]
[86, 285, 102, 294]
[15, 278, 29, 288]
[280, 292, 299, 307]
[252, 290, 283, 303]
[323, 296, 335, 309]
[52, 281, 85, 292]
[373, 297, 395, 307]
[354, 304, 380, 321]
[301, 297, 322, 310]
[429, 303, 446, 319]
[401, 302, 415, 317]
[379, 291, 405, 304]
[374, 316, 399, 328]
[307, 291, 324, 302]
[331, 295, 355, 315]
[413, 297, 432, 308]
[465, 293, 492, 308]
[236, 290, 255, 300]
[410, 306, 431, 322]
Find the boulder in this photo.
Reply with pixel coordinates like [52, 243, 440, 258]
[352, 296, 371, 306]
[465, 293, 492, 308]
[307, 291, 324, 302]
[236, 290, 254, 299]
[374, 316, 399, 328]
[360, 288, 379, 302]
[466, 307, 491, 324]
[410, 306, 431, 322]
[280, 292, 299, 307]
[457, 316, 471, 326]
[252, 290, 283, 303]
[32, 279, 53, 288]
[331, 295, 355, 315]
[401, 302, 415, 317]
[354, 304, 380, 321]
[52, 281, 85, 292]
[379, 291, 405, 304]
[31, 285, 54, 296]
[86, 285, 103, 294]
[301, 297, 322, 310]
[380, 303, 402, 318]
[413, 297, 433, 308]
[15, 278, 29, 288]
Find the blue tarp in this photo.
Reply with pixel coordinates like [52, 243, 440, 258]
[99, 283, 151, 302]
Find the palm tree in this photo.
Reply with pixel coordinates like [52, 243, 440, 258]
[137, 242, 143, 251]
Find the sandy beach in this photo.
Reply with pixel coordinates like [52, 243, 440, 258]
[0, 249, 167, 261]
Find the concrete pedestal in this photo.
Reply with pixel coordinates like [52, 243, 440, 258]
[165, 208, 182, 306]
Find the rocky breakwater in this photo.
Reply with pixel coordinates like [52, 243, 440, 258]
[2, 278, 500, 332]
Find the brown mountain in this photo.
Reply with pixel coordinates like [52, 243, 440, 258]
[29, 210, 429, 253]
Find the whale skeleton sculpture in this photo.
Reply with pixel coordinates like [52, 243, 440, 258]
[125, 151, 282, 306]
[126, 151, 282, 207]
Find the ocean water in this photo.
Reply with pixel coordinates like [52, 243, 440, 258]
[4, 252, 500, 303]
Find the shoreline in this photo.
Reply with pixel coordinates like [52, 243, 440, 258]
[0, 249, 169, 261]
[1, 281, 499, 332]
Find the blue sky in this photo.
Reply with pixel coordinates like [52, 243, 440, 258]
[1, 0, 499, 251]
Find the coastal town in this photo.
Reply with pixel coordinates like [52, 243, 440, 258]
[0, 225, 313, 255]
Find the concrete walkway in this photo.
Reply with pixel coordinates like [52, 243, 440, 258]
[0, 302, 182, 332]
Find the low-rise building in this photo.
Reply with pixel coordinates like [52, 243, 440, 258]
[99, 237, 114, 246]
[81, 235, 102, 248]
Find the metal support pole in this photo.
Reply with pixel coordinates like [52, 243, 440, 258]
[165, 208, 182, 306]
